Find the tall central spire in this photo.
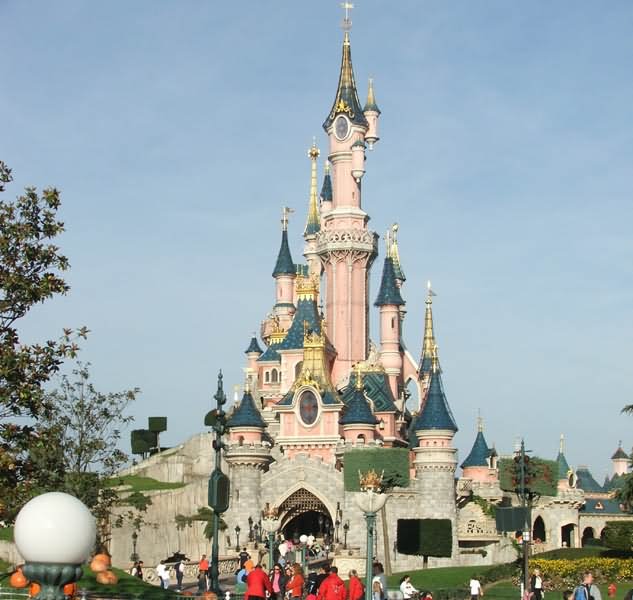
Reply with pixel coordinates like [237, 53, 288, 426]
[323, 30, 368, 131]
[304, 140, 321, 237]
[420, 281, 438, 375]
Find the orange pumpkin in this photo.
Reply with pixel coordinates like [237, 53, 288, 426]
[28, 582, 41, 597]
[105, 571, 118, 585]
[90, 558, 108, 573]
[9, 568, 28, 588]
[96, 570, 118, 585]
[93, 552, 111, 566]
[63, 582, 77, 596]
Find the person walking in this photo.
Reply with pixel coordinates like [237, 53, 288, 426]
[372, 563, 387, 600]
[575, 571, 602, 600]
[240, 547, 251, 569]
[400, 575, 419, 600]
[175, 558, 185, 591]
[348, 569, 364, 600]
[469, 577, 483, 600]
[156, 560, 170, 589]
[245, 563, 273, 600]
[286, 563, 305, 600]
[270, 563, 287, 600]
[531, 569, 544, 600]
[317, 566, 346, 600]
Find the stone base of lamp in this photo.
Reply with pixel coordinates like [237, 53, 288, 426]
[22, 563, 83, 600]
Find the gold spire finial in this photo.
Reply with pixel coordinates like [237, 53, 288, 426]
[281, 206, 294, 231]
[477, 411, 484, 433]
[341, 2, 353, 34]
[324, 161, 330, 174]
[367, 77, 376, 106]
[354, 362, 364, 390]
[305, 139, 321, 236]
[559, 433, 565, 454]
[431, 344, 439, 373]
[421, 282, 437, 363]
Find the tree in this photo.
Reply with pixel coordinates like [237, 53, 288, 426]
[602, 521, 633, 552]
[175, 507, 227, 542]
[0, 160, 87, 522]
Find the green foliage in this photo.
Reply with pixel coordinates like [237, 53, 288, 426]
[604, 522, 633, 552]
[174, 506, 227, 541]
[344, 448, 409, 491]
[387, 565, 498, 590]
[0, 161, 88, 522]
[148, 417, 167, 433]
[0, 527, 12, 542]
[131, 429, 157, 455]
[536, 546, 615, 559]
[397, 518, 452, 558]
[616, 473, 633, 513]
[471, 495, 496, 518]
[498, 457, 558, 497]
[105, 475, 185, 492]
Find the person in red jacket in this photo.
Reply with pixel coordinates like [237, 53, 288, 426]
[245, 563, 273, 600]
[348, 569, 365, 600]
[318, 566, 346, 600]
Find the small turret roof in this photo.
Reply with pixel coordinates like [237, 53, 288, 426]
[257, 342, 281, 363]
[245, 335, 263, 354]
[363, 78, 381, 114]
[320, 164, 333, 202]
[461, 430, 491, 469]
[557, 451, 571, 480]
[375, 257, 405, 307]
[272, 229, 295, 277]
[342, 370, 397, 412]
[413, 368, 458, 432]
[612, 444, 629, 460]
[576, 466, 604, 493]
[226, 390, 266, 429]
[340, 384, 377, 426]
[323, 32, 368, 131]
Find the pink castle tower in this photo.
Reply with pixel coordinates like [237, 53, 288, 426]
[316, 20, 380, 386]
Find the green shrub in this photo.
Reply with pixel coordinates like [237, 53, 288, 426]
[344, 448, 409, 491]
[604, 522, 633, 552]
[397, 519, 452, 559]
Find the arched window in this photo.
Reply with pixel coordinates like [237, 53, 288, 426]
[271, 369, 279, 383]
[295, 361, 303, 379]
[582, 527, 595, 547]
[265, 371, 270, 383]
[391, 317, 396, 329]
[357, 434, 366, 444]
[238, 436, 244, 447]
[533, 516, 546, 542]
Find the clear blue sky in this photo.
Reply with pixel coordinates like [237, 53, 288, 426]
[2, 1, 632, 480]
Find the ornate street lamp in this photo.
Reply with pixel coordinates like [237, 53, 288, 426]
[355, 470, 388, 600]
[261, 504, 281, 569]
[248, 516, 254, 542]
[131, 531, 139, 562]
[253, 523, 260, 549]
[14, 492, 96, 600]
[343, 521, 350, 550]
[205, 371, 231, 595]
[235, 525, 241, 552]
[318, 514, 324, 536]
[335, 519, 341, 544]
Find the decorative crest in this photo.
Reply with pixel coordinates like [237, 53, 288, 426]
[261, 503, 279, 519]
[359, 469, 383, 492]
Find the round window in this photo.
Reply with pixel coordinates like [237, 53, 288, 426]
[299, 389, 319, 425]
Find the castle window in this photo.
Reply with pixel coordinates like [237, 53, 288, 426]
[265, 371, 270, 383]
[391, 317, 395, 329]
[271, 368, 279, 383]
[295, 361, 303, 379]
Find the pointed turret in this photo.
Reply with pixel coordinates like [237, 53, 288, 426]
[386, 224, 405, 284]
[323, 31, 368, 132]
[272, 209, 295, 277]
[340, 370, 378, 426]
[227, 389, 266, 429]
[304, 140, 321, 237]
[556, 434, 571, 480]
[576, 466, 604, 494]
[419, 281, 438, 376]
[461, 421, 491, 469]
[363, 78, 381, 149]
[245, 335, 263, 355]
[413, 357, 458, 433]
[375, 257, 405, 307]
[611, 441, 629, 476]
[278, 276, 324, 350]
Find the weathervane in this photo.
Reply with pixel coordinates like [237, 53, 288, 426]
[281, 206, 294, 231]
[341, 2, 354, 33]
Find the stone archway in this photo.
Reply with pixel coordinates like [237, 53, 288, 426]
[533, 516, 546, 543]
[582, 527, 595, 547]
[278, 487, 333, 540]
[561, 523, 576, 548]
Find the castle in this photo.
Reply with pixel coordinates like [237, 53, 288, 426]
[109, 14, 632, 572]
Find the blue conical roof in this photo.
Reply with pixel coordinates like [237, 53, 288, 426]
[272, 230, 295, 277]
[556, 451, 571, 479]
[375, 257, 405, 307]
[413, 369, 458, 432]
[226, 390, 266, 429]
[340, 385, 377, 426]
[257, 342, 281, 363]
[612, 445, 629, 460]
[320, 170, 332, 202]
[245, 336, 263, 354]
[278, 297, 322, 350]
[576, 466, 604, 493]
[461, 431, 490, 468]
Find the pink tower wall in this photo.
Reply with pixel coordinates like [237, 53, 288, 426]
[379, 305, 402, 398]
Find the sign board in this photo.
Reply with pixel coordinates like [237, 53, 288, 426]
[208, 468, 230, 513]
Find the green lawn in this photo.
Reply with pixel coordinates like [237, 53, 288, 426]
[388, 565, 498, 590]
[105, 474, 186, 492]
[0, 527, 13, 543]
[485, 581, 633, 600]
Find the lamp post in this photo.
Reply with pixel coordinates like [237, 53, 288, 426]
[253, 524, 260, 549]
[131, 531, 139, 562]
[335, 519, 341, 544]
[318, 514, 324, 536]
[14, 492, 96, 600]
[248, 516, 254, 542]
[343, 521, 349, 550]
[235, 526, 241, 552]
[205, 371, 231, 595]
[261, 504, 281, 570]
[355, 470, 388, 600]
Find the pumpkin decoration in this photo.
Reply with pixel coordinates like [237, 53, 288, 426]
[96, 570, 118, 585]
[105, 571, 118, 585]
[28, 582, 41, 597]
[93, 552, 111, 566]
[9, 567, 28, 588]
[90, 557, 108, 573]
[63, 582, 77, 596]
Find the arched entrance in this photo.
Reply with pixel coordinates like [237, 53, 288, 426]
[582, 527, 595, 547]
[533, 516, 546, 543]
[279, 488, 333, 541]
[561, 523, 576, 547]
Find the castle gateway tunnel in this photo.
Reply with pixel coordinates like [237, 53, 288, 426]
[279, 488, 333, 541]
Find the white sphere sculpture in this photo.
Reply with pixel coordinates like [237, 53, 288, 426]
[14, 492, 96, 564]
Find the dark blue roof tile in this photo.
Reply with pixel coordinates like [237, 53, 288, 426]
[375, 257, 405, 307]
[413, 370, 458, 432]
[272, 230, 295, 277]
[461, 431, 490, 469]
[245, 336, 263, 354]
[340, 386, 377, 425]
[227, 390, 266, 429]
